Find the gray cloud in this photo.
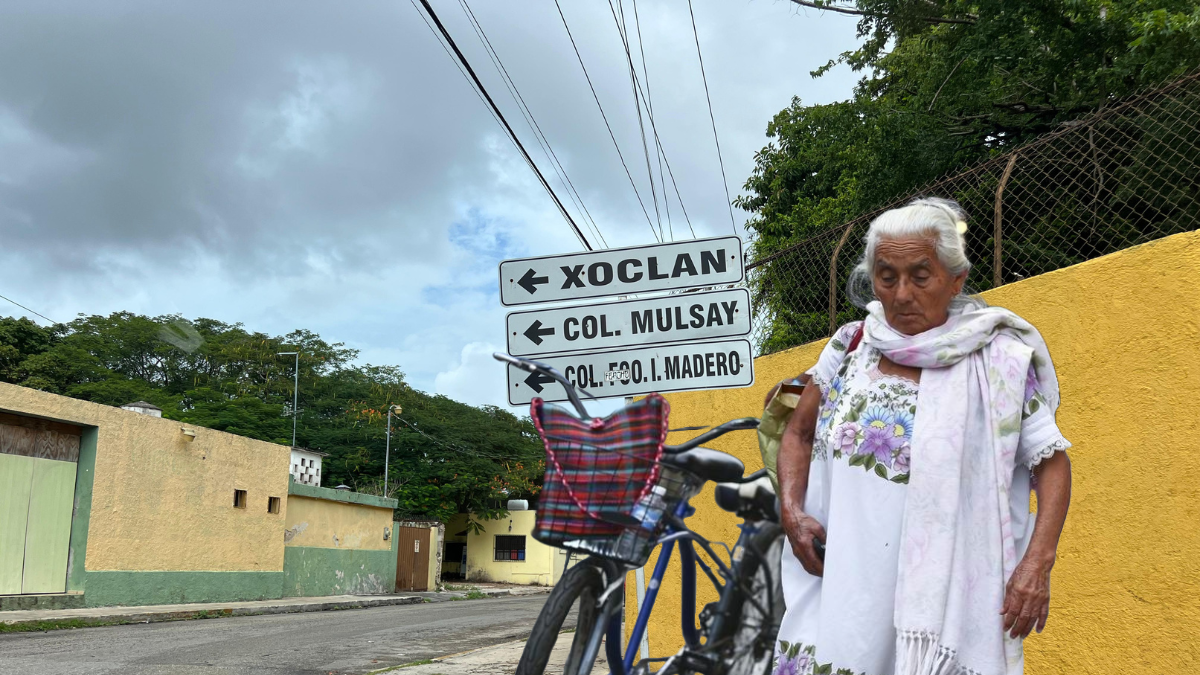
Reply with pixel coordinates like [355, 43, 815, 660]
[0, 0, 861, 407]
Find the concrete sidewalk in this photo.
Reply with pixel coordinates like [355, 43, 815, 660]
[0, 585, 551, 631]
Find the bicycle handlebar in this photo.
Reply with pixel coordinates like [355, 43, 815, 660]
[495, 351, 761, 470]
[493, 352, 595, 418]
[663, 417, 760, 454]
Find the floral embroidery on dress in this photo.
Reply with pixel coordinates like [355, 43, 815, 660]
[810, 332, 917, 483]
[774, 641, 864, 675]
[818, 357, 916, 484]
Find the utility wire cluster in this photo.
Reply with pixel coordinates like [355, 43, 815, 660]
[411, 0, 739, 249]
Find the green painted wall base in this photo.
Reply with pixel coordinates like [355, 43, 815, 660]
[0, 592, 86, 611]
[283, 546, 396, 597]
[83, 571, 285, 607]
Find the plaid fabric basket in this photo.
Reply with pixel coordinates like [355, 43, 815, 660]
[529, 394, 670, 557]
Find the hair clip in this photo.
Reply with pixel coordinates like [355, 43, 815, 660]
[955, 220, 968, 235]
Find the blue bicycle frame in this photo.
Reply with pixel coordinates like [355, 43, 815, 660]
[598, 494, 761, 675]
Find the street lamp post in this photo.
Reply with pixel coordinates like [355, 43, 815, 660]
[277, 352, 299, 449]
[385, 404, 401, 497]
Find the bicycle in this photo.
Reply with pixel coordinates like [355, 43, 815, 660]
[495, 352, 785, 675]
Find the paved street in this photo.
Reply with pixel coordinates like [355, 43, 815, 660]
[0, 595, 564, 675]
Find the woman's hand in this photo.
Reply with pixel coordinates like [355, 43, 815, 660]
[782, 506, 826, 577]
[1000, 554, 1053, 638]
[1004, 451, 1071, 639]
[777, 372, 824, 576]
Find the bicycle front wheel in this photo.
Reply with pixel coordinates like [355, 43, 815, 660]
[710, 523, 785, 675]
[517, 559, 611, 675]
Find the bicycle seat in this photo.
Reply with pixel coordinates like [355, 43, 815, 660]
[715, 474, 778, 521]
[662, 447, 744, 483]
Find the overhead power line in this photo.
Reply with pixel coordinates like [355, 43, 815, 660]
[686, 0, 738, 235]
[413, 0, 593, 251]
[552, 0, 661, 243]
[603, 1, 697, 239]
[396, 416, 531, 463]
[609, 0, 663, 241]
[0, 292, 58, 325]
[630, 0, 674, 241]
[456, 0, 609, 248]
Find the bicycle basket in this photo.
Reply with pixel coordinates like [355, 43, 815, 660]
[530, 394, 671, 566]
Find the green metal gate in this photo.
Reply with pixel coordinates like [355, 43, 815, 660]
[0, 414, 81, 595]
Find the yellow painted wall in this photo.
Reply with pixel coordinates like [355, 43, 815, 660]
[427, 525, 440, 591]
[0, 384, 290, 573]
[284, 495, 392, 550]
[627, 230, 1200, 673]
[464, 510, 557, 586]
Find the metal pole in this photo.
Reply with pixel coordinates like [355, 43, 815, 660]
[385, 407, 392, 497]
[277, 352, 300, 450]
[291, 352, 299, 449]
[994, 152, 1020, 289]
[634, 567, 650, 659]
[625, 394, 650, 660]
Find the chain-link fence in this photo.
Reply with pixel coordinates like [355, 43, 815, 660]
[748, 70, 1200, 355]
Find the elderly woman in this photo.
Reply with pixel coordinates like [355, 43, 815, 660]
[774, 198, 1072, 675]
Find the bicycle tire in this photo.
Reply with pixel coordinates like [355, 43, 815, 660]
[710, 523, 785, 675]
[516, 560, 607, 675]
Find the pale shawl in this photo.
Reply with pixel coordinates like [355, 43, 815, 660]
[861, 301, 1062, 675]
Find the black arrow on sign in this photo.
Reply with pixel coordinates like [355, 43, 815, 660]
[518, 269, 550, 295]
[523, 372, 555, 393]
[522, 320, 556, 345]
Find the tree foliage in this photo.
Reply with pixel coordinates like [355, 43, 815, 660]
[0, 313, 543, 523]
[744, 0, 1200, 248]
[739, 0, 1200, 350]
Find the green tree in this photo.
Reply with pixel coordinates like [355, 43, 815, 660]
[0, 311, 543, 523]
[740, 0, 1200, 349]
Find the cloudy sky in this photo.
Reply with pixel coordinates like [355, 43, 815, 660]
[0, 0, 861, 410]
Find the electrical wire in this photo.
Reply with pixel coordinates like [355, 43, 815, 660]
[609, 0, 663, 242]
[413, 0, 593, 250]
[410, 1, 519, 158]
[605, 4, 697, 239]
[686, 0, 738, 235]
[0, 292, 58, 325]
[456, 0, 608, 248]
[552, 0, 661, 242]
[630, 0, 673, 241]
[396, 416, 536, 464]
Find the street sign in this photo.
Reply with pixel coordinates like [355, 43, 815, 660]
[506, 338, 755, 406]
[498, 236, 743, 306]
[505, 288, 751, 357]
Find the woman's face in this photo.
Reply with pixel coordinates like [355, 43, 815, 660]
[872, 236, 966, 335]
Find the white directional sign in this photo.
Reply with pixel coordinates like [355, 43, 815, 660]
[505, 288, 751, 357]
[506, 338, 755, 406]
[499, 236, 743, 307]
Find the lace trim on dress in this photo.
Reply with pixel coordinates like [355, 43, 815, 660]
[1025, 438, 1070, 469]
[809, 371, 833, 396]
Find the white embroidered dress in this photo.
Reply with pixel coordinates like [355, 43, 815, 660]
[774, 321, 1070, 675]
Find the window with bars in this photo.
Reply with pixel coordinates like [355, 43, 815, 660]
[494, 535, 526, 561]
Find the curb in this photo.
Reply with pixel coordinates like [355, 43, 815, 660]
[0, 595, 425, 632]
[474, 587, 552, 598]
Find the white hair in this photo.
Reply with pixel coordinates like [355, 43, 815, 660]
[846, 197, 985, 309]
